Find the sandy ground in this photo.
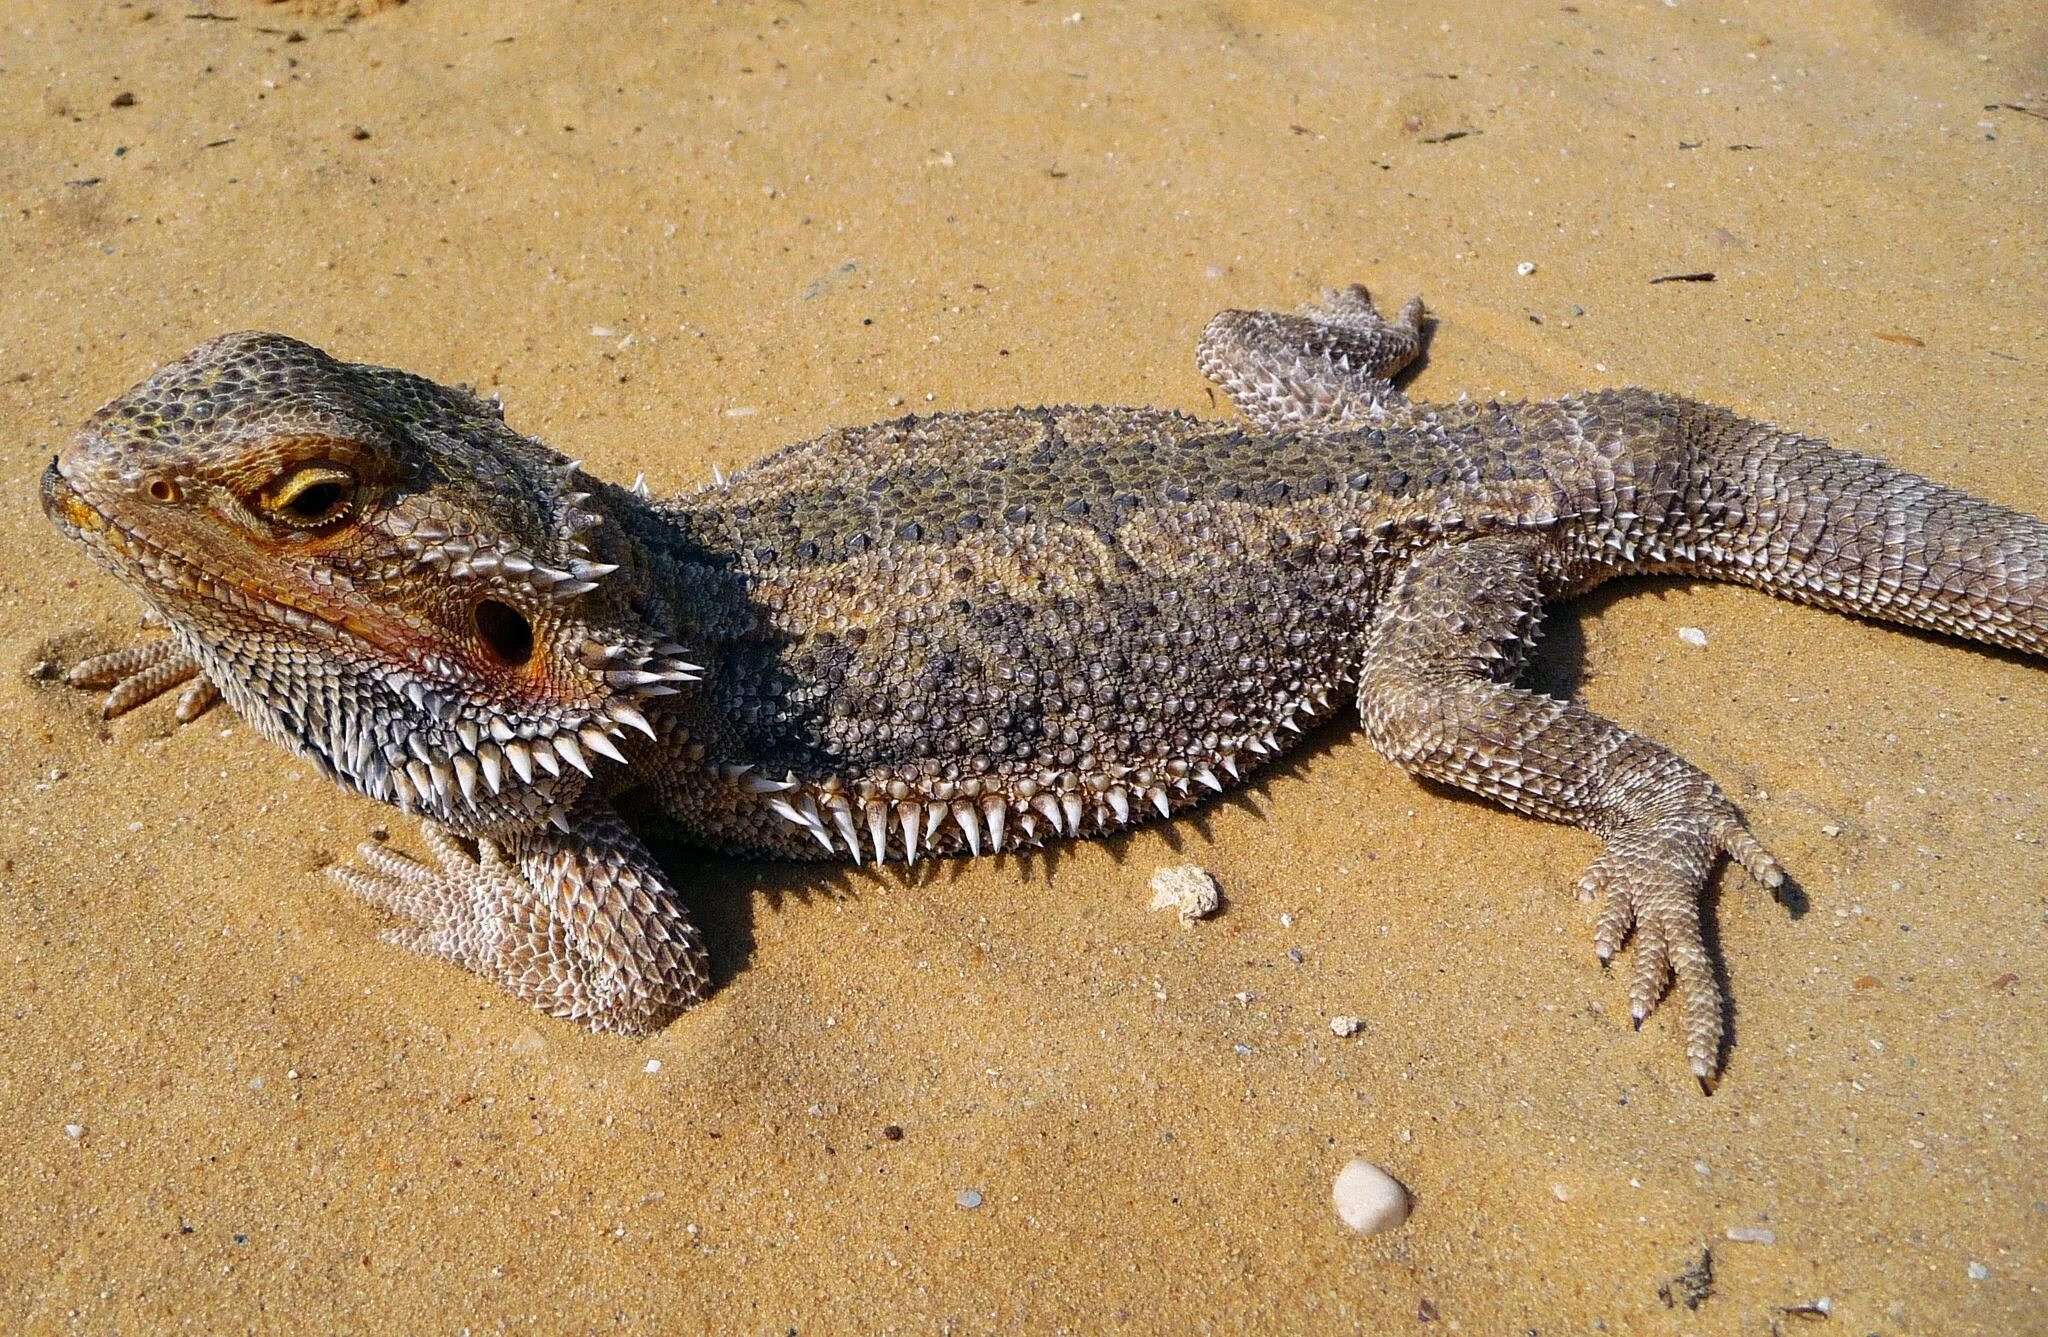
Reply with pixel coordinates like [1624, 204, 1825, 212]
[2, 1, 2044, 1331]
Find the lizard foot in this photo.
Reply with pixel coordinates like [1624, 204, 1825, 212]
[330, 824, 513, 974]
[1197, 282, 1428, 432]
[66, 633, 221, 721]
[1581, 803, 1784, 1084]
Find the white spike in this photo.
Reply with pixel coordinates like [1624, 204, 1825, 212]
[1061, 793, 1085, 834]
[478, 744, 504, 793]
[1195, 766, 1223, 793]
[983, 798, 1007, 854]
[924, 801, 947, 842]
[746, 774, 797, 794]
[503, 739, 535, 783]
[1033, 793, 1064, 835]
[1221, 755, 1241, 780]
[554, 733, 591, 776]
[608, 701, 657, 740]
[631, 472, 650, 498]
[531, 739, 561, 777]
[712, 462, 727, 488]
[867, 803, 889, 865]
[1107, 787, 1130, 824]
[582, 727, 628, 765]
[830, 802, 862, 864]
[455, 719, 480, 751]
[768, 797, 807, 828]
[803, 814, 837, 852]
[1150, 787, 1171, 819]
[899, 804, 922, 863]
[954, 803, 982, 856]
[453, 752, 479, 803]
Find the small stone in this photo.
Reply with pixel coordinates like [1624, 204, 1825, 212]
[955, 1189, 983, 1210]
[1332, 1158, 1410, 1234]
[1149, 864, 1222, 923]
[1329, 1015, 1364, 1037]
[1968, 1262, 1989, 1281]
[349, 126, 371, 141]
[1821, 823, 1842, 838]
[882, 1124, 904, 1141]
[1677, 626, 1709, 648]
[110, 91, 136, 108]
[1516, 261, 1537, 276]
[64, 1123, 85, 1140]
[644, 1059, 662, 1074]
[1725, 1226, 1776, 1245]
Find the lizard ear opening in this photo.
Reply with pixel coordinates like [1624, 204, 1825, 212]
[473, 598, 535, 667]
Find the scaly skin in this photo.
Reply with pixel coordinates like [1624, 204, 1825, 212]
[40, 284, 2047, 1082]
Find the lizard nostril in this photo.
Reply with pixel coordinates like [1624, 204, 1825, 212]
[473, 598, 534, 667]
[145, 477, 179, 503]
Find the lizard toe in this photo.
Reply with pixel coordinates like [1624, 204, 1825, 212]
[65, 635, 216, 721]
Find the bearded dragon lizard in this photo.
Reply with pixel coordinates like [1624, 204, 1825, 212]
[41, 284, 2046, 1083]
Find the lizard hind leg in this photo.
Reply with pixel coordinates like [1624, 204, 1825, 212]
[1354, 535, 1785, 1083]
[1196, 282, 1427, 432]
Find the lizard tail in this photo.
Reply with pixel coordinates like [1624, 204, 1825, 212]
[1680, 410, 2047, 659]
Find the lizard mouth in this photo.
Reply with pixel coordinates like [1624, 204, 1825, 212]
[43, 457, 381, 653]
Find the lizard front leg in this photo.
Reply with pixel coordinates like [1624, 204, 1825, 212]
[330, 800, 710, 1034]
[1356, 535, 1784, 1083]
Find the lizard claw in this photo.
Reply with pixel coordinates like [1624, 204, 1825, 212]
[66, 635, 220, 721]
[1580, 801, 1783, 1082]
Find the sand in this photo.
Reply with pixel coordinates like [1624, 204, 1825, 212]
[2, 1, 2044, 1330]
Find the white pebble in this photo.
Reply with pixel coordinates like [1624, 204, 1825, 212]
[1677, 626, 1709, 648]
[1149, 865, 1222, 923]
[1332, 1158, 1411, 1235]
[1725, 1226, 1777, 1245]
[1516, 261, 1537, 276]
[1821, 823, 1842, 838]
[64, 1124, 85, 1140]
[644, 1059, 663, 1075]
[956, 1189, 984, 1210]
[1968, 1262, 1989, 1281]
[1329, 1015, 1364, 1037]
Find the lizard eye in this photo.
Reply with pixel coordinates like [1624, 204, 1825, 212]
[261, 464, 357, 529]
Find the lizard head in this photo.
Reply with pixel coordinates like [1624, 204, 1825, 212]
[43, 330, 700, 830]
